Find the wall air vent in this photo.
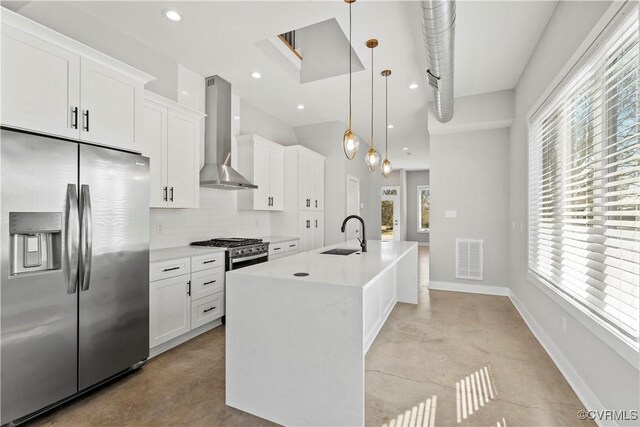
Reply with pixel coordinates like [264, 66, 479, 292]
[455, 239, 483, 280]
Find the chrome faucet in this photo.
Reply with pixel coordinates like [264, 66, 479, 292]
[340, 215, 367, 252]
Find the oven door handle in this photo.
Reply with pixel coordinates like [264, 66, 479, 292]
[231, 253, 268, 263]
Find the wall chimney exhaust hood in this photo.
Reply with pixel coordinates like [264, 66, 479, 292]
[200, 75, 257, 190]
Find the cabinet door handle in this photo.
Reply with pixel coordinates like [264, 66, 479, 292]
[71, 107, 79, 129]
[204, 306, 216, 313]
[306, 220, 310, 229]
[83, 110, 89, 132]
[203, 259, 216, 264]
[203, 280, 216, 285]
[306, 198, 310, 207]
[273, 247, 281, 251]
[187, 280, 191, 296]
[315, 220, 318, 228]
[289, 244, 296, 248]
[163, 187, 168, 201]
[315, 200, 318, 208]
[163, 266, 180, 272]
[169, 187, 174, 202]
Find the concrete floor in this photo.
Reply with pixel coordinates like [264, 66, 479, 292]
[31, 247, 591, 426]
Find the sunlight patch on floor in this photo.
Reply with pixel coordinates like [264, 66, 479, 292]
[456, 366, 497, 423]
[382, 395, 437, 427]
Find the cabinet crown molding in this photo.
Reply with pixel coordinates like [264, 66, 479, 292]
[1, 6, 155, 84]
[145, 90, 206, 118]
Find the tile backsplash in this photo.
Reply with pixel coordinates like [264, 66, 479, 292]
[150, 188, 270, 249]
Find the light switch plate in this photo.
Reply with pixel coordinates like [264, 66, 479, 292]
[445, 210, 457, 218]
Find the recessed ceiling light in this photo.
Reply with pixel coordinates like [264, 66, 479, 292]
[387, 124, 394, 129]
[251, 72, 262, 79]
[297, 104, 305, 110]
[181, 90, 189, 95]
[163, 9, 181, 22]
[234, 116, 240, 120]
[403, 147, 409, 150]
[409, 83, 419, 89]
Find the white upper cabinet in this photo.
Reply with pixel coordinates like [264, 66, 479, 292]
[1, 25, 80, 139]
[298, 149, 325, 211]
[79, 59, 144, 152]
[0, 9, 154, 152]
[143, 92, 203, 209]
[236, 134, 285, 211]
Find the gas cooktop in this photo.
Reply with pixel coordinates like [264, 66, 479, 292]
[190, 238, 264, 248]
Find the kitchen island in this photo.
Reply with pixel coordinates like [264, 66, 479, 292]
[225, 240, 418, 426]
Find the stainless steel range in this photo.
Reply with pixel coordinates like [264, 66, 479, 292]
[191, 238, 269, 271]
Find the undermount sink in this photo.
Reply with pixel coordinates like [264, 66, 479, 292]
[320, 248, 360, 256]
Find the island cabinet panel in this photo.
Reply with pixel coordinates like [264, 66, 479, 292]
[226, 240, 419, 427]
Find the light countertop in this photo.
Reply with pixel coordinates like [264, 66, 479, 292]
[259, 236, 300, 244]
[228, 240, 417, 287]
[150, 246, 226, 263]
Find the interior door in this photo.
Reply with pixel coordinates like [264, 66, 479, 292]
[1, 25, 80, 139]
[346, 176, 361, 241]
[78, 144, 150, 391]
[143, 101, 168, 207]
[381, 187, 400, 241]
[269, 146, 284, 210]
[167, 110, 199, 208]
[80, 58, 143, 152]
[253, 142, 271, 210]
[1, 130, 79, 424]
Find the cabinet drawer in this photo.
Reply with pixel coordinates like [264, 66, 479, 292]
[284, 248, 299, 257]
[191, 268, 224, 299]
[150, 257, 190, 281]
[192, 252, 225, 272]
[284, 240, 299, 251]
[269, 243, 285, 256]
[191, 292, 224, 329]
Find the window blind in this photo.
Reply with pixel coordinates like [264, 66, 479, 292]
[528, 6, 640, 343]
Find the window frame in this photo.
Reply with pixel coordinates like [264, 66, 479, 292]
[417, 185, 430, 234]
[526, 0, 639, 364]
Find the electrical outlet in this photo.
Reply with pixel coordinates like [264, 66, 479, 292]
[156, 223, 163, 235]
[445, 210, 457, 218]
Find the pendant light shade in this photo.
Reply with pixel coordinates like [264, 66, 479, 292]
[342, 0, 359, 160]
[381, 69, 393, 178]
[364, 39, 380, 172]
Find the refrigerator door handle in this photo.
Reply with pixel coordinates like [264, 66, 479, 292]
[66, 184, 80, 294]
[80, 184, 93, 291]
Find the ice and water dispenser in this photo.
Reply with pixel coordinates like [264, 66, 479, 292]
[9, 212, 62, 275]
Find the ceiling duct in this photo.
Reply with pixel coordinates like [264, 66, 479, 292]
[421, 0, 456, 123]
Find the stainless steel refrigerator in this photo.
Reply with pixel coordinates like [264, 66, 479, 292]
[1, 128, 150, 424]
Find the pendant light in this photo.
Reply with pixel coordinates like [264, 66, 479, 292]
[364, 39, 380, 171]
[381, 69, 393, 178]
[342, 0, 359, 160]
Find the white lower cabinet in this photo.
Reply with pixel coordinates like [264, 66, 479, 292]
[268, 240, 299, 261]
[149, 252, 225, 353]
[149, 274, 191, 348]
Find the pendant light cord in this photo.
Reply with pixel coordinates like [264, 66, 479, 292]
[385, 74, 388, 157]
[348, 2, 352, 128]
[370, 45, 374, 149]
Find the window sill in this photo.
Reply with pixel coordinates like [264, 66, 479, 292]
[527, 271, 639, 369]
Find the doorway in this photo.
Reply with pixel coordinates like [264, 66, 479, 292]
[346, 175, 361, 241]
[381, 186, 400, 241]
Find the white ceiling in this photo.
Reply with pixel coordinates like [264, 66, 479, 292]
[10, 1, 557, 170]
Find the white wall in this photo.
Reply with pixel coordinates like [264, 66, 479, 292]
[430, 128, 510, 288]
[240, 100, 299, 145]
[509, 0, 639, 421]
[406, 170, 430, 244]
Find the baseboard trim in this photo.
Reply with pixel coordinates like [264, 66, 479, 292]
[149, 319, 222, 359]
[509, 292, 613, 427]
[429, 280, 509, 296]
